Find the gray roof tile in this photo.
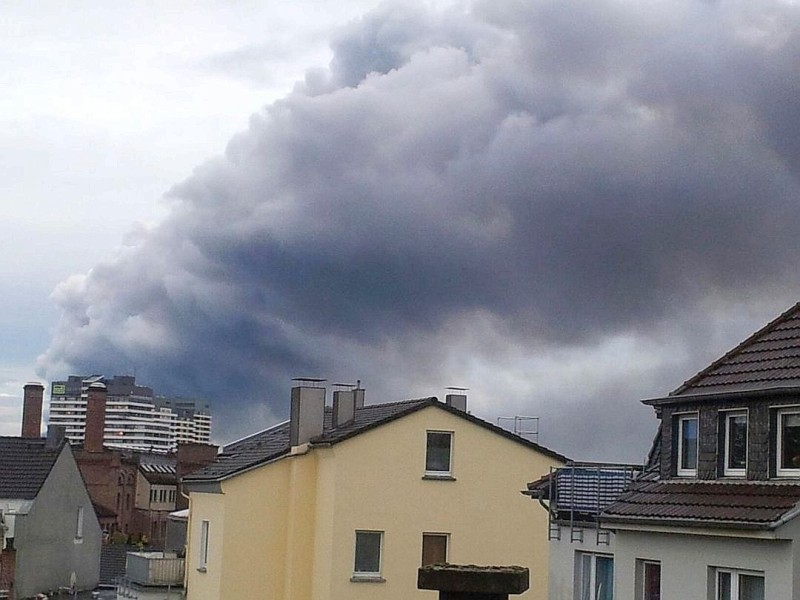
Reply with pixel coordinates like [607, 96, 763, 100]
[0, 437, 62, 499]
[185, 397, 567, 483]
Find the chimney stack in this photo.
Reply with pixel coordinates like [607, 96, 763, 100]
[332, 384, 358, 429]
[22, 382, 44, 438]
[445, 387, 468, 412]
[84, 381, 108, 453]
[45, 424, 67, 450]
[354, 380, 365, 409]
[290, 378, 326, 447]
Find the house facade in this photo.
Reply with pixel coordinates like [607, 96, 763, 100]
[0, 429, 102, 598]
[184, 382, 566, 600]
[599, 302, 800, 600]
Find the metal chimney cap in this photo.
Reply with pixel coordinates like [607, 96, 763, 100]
[24, 382, 44, 388]
[88, 381, 107, 390]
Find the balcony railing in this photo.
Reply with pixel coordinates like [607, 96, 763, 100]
[126, 552, 185, 586]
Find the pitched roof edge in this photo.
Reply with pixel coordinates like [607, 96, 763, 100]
[670, 301, 800, 396]
[319, 399, 569, 464]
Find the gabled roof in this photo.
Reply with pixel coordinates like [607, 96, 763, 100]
[601, 478, 800, 530]
[0, 437, 63, 500]
[185, 397, 567, 483]
[669, 301, 800, 397]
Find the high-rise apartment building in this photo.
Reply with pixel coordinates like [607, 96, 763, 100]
[49, 375, 212, 453]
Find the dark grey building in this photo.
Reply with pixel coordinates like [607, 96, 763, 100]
[0, 435, 102, 598]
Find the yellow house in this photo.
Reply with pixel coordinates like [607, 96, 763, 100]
[183, 382, 566, 600]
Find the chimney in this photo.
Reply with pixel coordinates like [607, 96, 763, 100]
[84, 381, 108, 453]
[332, 384, 357, 429]
[45, 424, 67, 450]
[353, 380, 365, 409]
[445, 387, 468, 412]
[22, 382, 44, 438]
[290, 378, 326, 447]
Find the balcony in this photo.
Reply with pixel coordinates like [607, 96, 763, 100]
[126, 552, 184, 586]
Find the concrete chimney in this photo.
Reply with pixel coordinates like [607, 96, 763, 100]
[84, 381, 108, 453]
[354, 381, 365, 409]
[290, 379, 325, 447]
[332, 388, 356, 429]
[445, 388, 468, 412]
[22, 382, 44, 438]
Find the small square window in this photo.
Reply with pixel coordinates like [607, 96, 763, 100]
[676, 415, 698, 476]
[354, 531, 382, 577]
[421, 533, 448, 566]
[722, 412, 747, 476]
[425, 432, 452, 475]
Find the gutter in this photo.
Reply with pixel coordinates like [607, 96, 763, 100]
[643, 386, 800, 406]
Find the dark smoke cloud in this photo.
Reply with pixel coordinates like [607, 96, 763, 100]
[39, 0, 800, 461]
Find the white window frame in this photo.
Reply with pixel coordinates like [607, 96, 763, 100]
[777, 407, 800, 477]
[636, 559, 660, 600]
[75, 506, 84, 542]
[676, 413, 698, 477]
[353, 530, 383, 580]
[425, 431, 454, 477]
[721, 410, 748, 477]
[575, 552, 614, 600]
[715, 567, 764, 600]
[421, 532, 449, 566]
[198, 520, 209, 572]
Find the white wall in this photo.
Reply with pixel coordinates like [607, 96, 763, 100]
[547, 524, 616, 600]
[614, 527, 795, 600]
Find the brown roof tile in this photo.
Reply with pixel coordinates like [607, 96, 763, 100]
[602, 480, 800, 529]
[671, 303, 800, 396]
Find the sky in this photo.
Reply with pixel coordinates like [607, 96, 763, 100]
[3, 0, 800, 463]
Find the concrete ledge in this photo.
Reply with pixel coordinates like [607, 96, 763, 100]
[417, 564, 529, 594]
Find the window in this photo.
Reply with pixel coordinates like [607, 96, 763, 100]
[777, 409, 800, 476]
[75, 507, 84, 541]
[715, 568, 764, 600]
[353, 530, 383, 579]
[722, 411, 747, 476]
[198, 520, 209, 571]
[421, 533, 448, 566]
[677, 414, 698, 476]
[636, 560, 660, 600]
[425, 432, 453, 476]
[576, 553, 613, 600]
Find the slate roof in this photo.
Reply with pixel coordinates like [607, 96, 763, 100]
[0, 437, 62, 500]
[601, 478, 800, 530]
[185, 397, 568, 483]
[669, 301, 800, 397]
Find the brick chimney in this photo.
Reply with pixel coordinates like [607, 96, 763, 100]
[21, 382, 44, 438]
[84, 381, 107, 453]
[290, 378, 325, 447]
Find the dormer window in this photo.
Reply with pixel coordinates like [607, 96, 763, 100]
[777, 408, 800, 477]
[722, 411, 747, 477]
[677, 414, 698, 476]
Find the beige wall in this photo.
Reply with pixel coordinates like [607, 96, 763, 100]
[186, 404, 562, 600]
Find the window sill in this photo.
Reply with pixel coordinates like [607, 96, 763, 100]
[196, 567, 207, 573]
[422, 474, 456, 481]
[350, 575, 385, 583]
